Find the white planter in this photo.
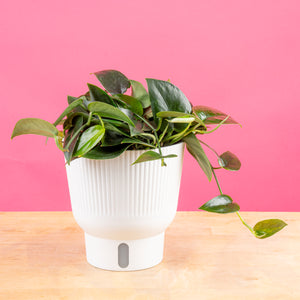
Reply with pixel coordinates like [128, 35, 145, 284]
[65, 142, 185, 271]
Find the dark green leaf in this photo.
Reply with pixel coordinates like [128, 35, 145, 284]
[199, 195, 240, 214]
[114, 94, 144, 116]
[67, 96, 78, 104]
[253, 219, 287, 239]
[193, 106, 239, 125]
[132, 151, 177, 165]
[94, 70, 131, 95]
[63, 112, 89, 132]
[183, 133, 212, 181]
[74, 125, 105, 157]
[130, 80, 151, 108]
[87, 83, 115, 106]
[218, 151, 241, 171]
[88, 102, 135, 126]
[103, 121, 130, 136]
[11, 118, 58, 139]
[102, 118, 129, 131]
[83, 144, 132, 160]
[102, 130, 126, 146]
[64, 116, 84, 163]
[53, 98, 83, 126]
[146, 79, 192, 124]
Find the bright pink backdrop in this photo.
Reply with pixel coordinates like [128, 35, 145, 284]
[1, 0, 300, 211]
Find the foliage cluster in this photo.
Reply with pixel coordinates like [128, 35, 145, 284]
[11, 70, 286, 238]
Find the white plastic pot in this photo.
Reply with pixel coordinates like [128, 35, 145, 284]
[65, 142, 185, 271]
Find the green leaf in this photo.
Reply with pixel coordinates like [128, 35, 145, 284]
[103, 121, 130, 136]
[114, 94, 144, 116]
[253, 219, 287, 239]
[157, 111, 194, 118]
[73, 125, 105, 157]
[94, 70, 131, 95]
[63, 112, 89, 132]
[67, 95, 78, 104]
[11, 118, 58, 139]
[53, 98, 83, 126]
[129, 120, 144, 136]
[64, 116, 84, 163]
[87, 83, 116, 106]
[199, 195, 240, 214]
[130, 80, 151, 108]
[218, 151, 241, 171]
[132, 151, 177, 165]
[83, 144, 132, 160]
[146, 79, 192, 124]
[193, 106, 239, 125]
[183, 133, 212, 181]
[88, 102, 135, 126]
[102, 129, 126, 146]
[168, 116, 195, 123]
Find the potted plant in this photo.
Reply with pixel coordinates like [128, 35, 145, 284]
[11, 70, 287, 271]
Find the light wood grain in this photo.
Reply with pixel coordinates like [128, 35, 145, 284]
[0, 212, 299, 300]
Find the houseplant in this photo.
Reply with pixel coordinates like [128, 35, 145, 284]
[11, 70, 287, 270]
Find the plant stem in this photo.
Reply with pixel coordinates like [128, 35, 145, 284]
[211, 166, 223, 194]
[87, 112, 93, 126]
[209, 142, 255, 236]
[166, 123, 191, 144]
[134, 114, 165, 166]
[195, 116, 230, 134]
[199, 140, 219, 157]
[236, 211, 255, 234]
[158, 123, 169, 143]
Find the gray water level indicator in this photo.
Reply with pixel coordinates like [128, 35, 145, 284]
[118, 243, 129, 268]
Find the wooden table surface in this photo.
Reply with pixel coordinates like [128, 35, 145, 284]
[0, 212, 299, 300]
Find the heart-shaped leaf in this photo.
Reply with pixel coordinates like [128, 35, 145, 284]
[146, 79, 192, 124]
[253, 219, 287, 239]
[87, 83, 115, 106]
[130, 80, 151, 108]
[183, 133, 212, 181]
[193, 106, 239, 125]
[74, 125, 105, 157]
[11, 118, 58, 139]
[199, 195, 240, 213]
[132, 151, 177, 165]
[94, 70, 131, 95]
[83, 144, 132, 160]
[218, 151, 241, 171]
[114, 94, 144, 116]
[88, 102, 135, 126]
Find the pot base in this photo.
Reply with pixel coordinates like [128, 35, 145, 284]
[85, 232, 165, 271]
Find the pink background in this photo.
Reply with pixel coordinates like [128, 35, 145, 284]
[1, 0, 299, 211]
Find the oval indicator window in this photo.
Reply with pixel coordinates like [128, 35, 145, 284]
[118, 243, 129, 268]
